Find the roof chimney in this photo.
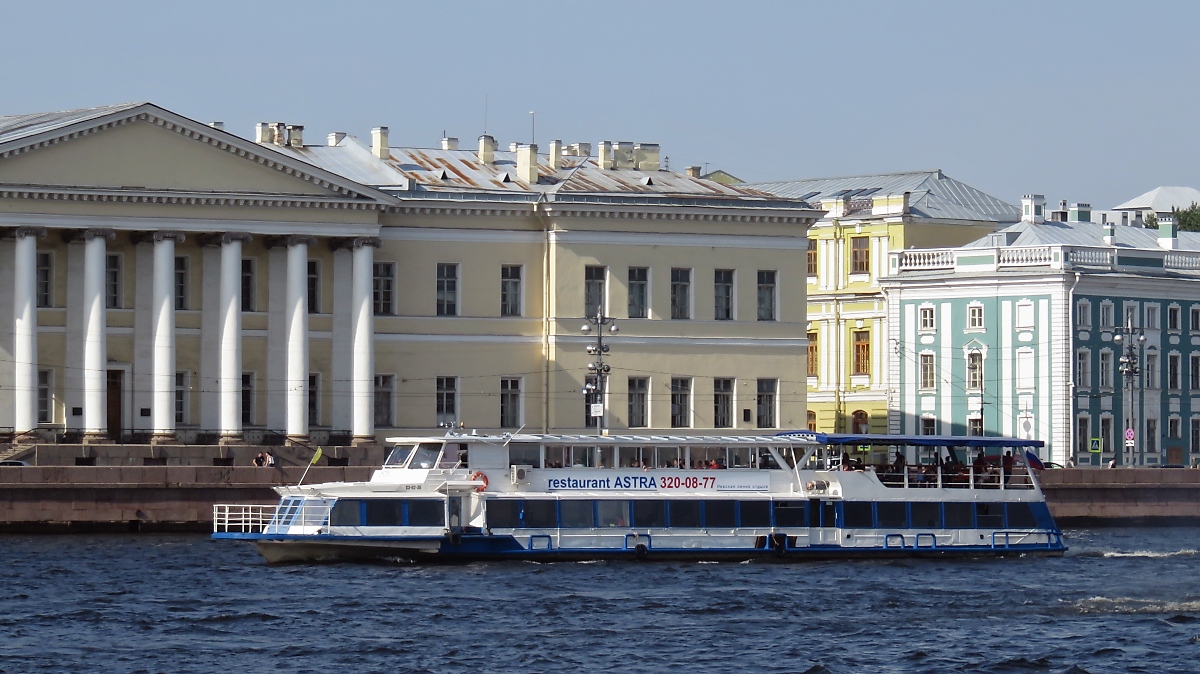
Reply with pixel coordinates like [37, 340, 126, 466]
[686, 166, 702, 178]
[1068, 203, 1091, 223]
[1159, 214, 1178, 250]
[548, 140, 563, 168]
[634, 143, 660, 171]
[1103, 221, 1116, 245]
[567, 142, 591, 157]
[613, 142, 636, 169]
[509, 142, 521, 152]
[286, 124, 303, 147]
[327, 132, 346, 146]
[270, 122, 287, 146]
[209, 121, 225, 131]
[598, 141, 614, 170]
[441, 136, 459, 151]
[371, 126, 389, 160]
[516, 143, 539, 184]
[478, 134, 496, 165]
[1021, 194, 1046, 224]
[254, 122, 270, 144]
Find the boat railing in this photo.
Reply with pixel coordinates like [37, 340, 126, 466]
[873, 465, 1035, 490]
[213, 502, 333, 534]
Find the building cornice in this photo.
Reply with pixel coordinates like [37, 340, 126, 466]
[0, 212, 379, 237]
[0, 184, 387, 210]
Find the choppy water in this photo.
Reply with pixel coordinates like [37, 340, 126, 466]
[1, 528, 1198, 673]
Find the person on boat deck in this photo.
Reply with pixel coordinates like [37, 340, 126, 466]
[892, 452, 906, 472]
[253, 452, 266, 467]
[263, 452, 275, 468]
[1001, 451, 1014, 484]
[841, 451, 852, 471]
[973, 450, 986, 473]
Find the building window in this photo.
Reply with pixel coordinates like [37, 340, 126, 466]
[967, 351, 983, 391]
[1076, 300, 1091, 328]
[1169, 354, 1181, 391]
[920, 417, 936, 436]
[807, 333, 819, 377]
[584, 374, 600, 428]
[240, 259, 255, 312]
[968, 304, 985, 330]
[850, 237, 869, 274]
[670, 269, 691, 320]
[1146, 305, 1159, 330]
[670, 377, 691, 428]
[307, 373, 320, 426]
[584, 265, 606, 317]
[919, 306, 935, 331]
[1101, 416, 1112, 455]
[436, 376, 457, 426]
[1169, 417, 1181, 440]
[36, 252, 52, 308]
[174, 256, 188, 310]
[757, 271, 777, 321]
[374, 375, 394, 427]
[1192, 307, 1200, 332]
[1193, 419, 1200, 458]
[1100, 351, 1113, 389]
[500, 377, 521, 428]
[852, 331, 871, 376]
[240, 372, 254, 425]
[174, 371, 187, 424]
[919, 353, 936, 390]
[500, 265, 522, 317]
[436, 263, 458, 317]
[1101, 303, 1114, 329]
[105, 254, 121, 309]
[1077, 416, 1090, 455]
[1168, 306, 1181, 332]
[1192, 355, 1200, 390]
[851, 410, 869, 434]
[372, 262, 394, 315]
[627, 267, 648, 319]
[628, 377, 649, 428]
[307, 260, 320, 314]
[968, 417, 983, 436]
[1076, 350, 1091, 388]
[807, 410, 817, 432]
[1145, 353, 1159, 389]
[806, 238, 817, 277]
[37, 369, 52, 424]
[756, 379, 776, 428]
[1146, 418, 1158, 454]
[713, 378, 733, 428]
[1125, 305, 1137, 328]
[1016, 349, 1034, 389]
[714, 270, 734, 321]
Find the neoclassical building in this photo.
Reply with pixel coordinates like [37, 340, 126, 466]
[0, 103, 821, 446]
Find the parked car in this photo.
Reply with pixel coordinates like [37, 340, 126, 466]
[1042, 462, 1065, 469]
[0, 460, 30, 466]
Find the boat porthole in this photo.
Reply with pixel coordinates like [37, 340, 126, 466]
[634, 543, 648, 559]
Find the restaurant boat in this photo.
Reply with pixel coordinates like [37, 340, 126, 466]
[212, 431, 1066, 563]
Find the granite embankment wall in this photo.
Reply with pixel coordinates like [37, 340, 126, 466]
[0, 467, 1197, 532]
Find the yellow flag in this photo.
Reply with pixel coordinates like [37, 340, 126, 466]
[311, 447, 323, 465]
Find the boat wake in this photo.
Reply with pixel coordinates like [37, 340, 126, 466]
[1070, 548, 1198, 559]
[1069, 596, 1200, 616]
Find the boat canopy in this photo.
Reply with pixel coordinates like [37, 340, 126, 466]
[776, 432, 1044, 449]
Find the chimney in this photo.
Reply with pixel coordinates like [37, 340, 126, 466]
[478, 134, 496, 165]
[1020, 194, 1046, 224]
[441, 136, 459, 151]
[1103, 221, 1116, 245]
[371, 126, 389, 160]
[271, 122, 287, 146]
[686, 166, 702, 178]
[548, 139, 563, 168]
[902, 191, 912, 215]
[1068, 203, 1092, 223]
[254, 122, 270, 143]
[516, 143, 539, 184]
[509, 142, 521, 152]
[634, 143, 660, 171]
[567, 142, 591, 157]
[613, 141, 636, 169]
[1159, 214, 1178, 250]
[327, 132, 346, 146]
[286, 124, 304, 147]
[209, 121, 225, 131]
[598, 141, 614, 169]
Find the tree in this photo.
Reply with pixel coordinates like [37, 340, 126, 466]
[1144, 211, 1158, 229]
[1173, 202, 1200, 232]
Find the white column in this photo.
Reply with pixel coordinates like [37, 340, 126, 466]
[218, 234, 244, 438]
[81, 230, 110, 438]
[152, 233, 180, 437]
[12, 228, 41, 434]
[285, 237, 310, 438]
[351, 239, 377, 440]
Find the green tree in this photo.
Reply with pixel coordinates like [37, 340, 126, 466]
[1173, 202, 1200, 232]
[1145, 211, 1158, 229]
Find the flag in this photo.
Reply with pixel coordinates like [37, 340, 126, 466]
[1025, 450, 1045, 471]
[311, 447, 323, 465]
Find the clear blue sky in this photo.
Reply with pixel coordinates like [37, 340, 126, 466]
[4, 0, 1198, 209]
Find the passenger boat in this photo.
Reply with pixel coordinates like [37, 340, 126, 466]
[212, 431, 1065, 563]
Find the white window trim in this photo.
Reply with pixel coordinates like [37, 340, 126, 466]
[918, 303, 936, 333]
[918, 351, 936, 391]
[500, 376, 524, 428]
[966, 301, 986, 332]
[1076, 348, 1092, 388]
[1100, 301, 1115, 329]
[1014, 300, 1035, 330]
[1076, 299, 1091, 329]
[500, 264, 524, 318]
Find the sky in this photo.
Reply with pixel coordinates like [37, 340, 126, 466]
[3, 0, 1199, 209]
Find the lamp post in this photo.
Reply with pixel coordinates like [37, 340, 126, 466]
[581, 310, 618, 436]
[1113, 317, 1145, 466]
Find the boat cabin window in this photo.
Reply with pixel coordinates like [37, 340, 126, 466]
[632, 500, 666, 528]
[385, 444, 415, 466]
[728, 446, 752, 468]
[597, 500, 630, 527]
[757, 448, 781, 469]
[690, 446, 725, 469]
[523, 500, 557, 528]
[560, 500, 594, 528]
[408, 443, 443, 469]
[509, 443, 540, 468]
[439, 443, 467, 468]
[704, 500, 736, 528]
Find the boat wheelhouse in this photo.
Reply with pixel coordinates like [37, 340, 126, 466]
[213, 431, 1065, 563]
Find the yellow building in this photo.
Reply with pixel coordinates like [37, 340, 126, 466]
[0, 104, 821, 448]
[751, 170, 1018, 434]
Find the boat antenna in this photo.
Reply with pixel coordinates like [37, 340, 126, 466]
[503, 424, 526, 446]
[297, 446, 323, 487]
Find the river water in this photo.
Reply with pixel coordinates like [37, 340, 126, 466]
[1, 528, 1197, 673]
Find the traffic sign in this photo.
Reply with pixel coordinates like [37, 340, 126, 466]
[1124, 428, 1136, 441]
[1089, 437, 1102, 453]
[590, 403, 604, 418]
[1125, 439, 1136, 448]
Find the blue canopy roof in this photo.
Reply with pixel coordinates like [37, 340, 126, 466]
[776, 431, 1044, 449]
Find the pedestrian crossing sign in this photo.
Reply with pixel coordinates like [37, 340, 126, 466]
[1089, 437, 1102, 453]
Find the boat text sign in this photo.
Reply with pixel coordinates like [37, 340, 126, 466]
[545, 471, 770, 493]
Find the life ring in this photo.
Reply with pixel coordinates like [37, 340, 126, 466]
[469, 471, 488, 492]
[634, 543, 648, 560]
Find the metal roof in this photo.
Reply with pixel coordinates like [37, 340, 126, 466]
[961, 218, 1200, 251]
[749, 169, 1020, 224]
[0, 102, 146, 146]
[1111, 186, 1200, 212]
[777, 431, 1044, 448]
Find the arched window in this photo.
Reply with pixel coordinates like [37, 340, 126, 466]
[852, 410, 869, 434]
[807, 410, 817, 431]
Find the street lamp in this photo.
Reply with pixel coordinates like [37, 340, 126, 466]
[581, 310, 618, 436]
[1113, 317, 1145, 466]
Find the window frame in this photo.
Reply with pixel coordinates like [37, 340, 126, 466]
[627, 377, 649, 428]
[713, 378, 733, 429]
[919, 353, 936, 390]
[374, 374, 395, 427]
[436, 263, 459, 317]
[713, 269, 734, 321]
[584, 265, 607, 318]
[756, 270, 777, 322]
[500, 264, 523, 317]
[240, 258, 256, 313]
[36, 252, 52, 308]
[105, 253, 122, 309]
[670, 268, 691, 320]
[627, 267, 649, 319]
[174, 255, 189, 311]
[670, 377, 691, 428]
[500, 377, 522, 428]
[240, 372, 254, 425]
[372, 261, 395, 316]
[306, 259, 320, 314]
[850, 236, 870, 274]
[756, 378, 777, 429]
[852, 330, 871, 376]
[436, 376, 458, 426]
